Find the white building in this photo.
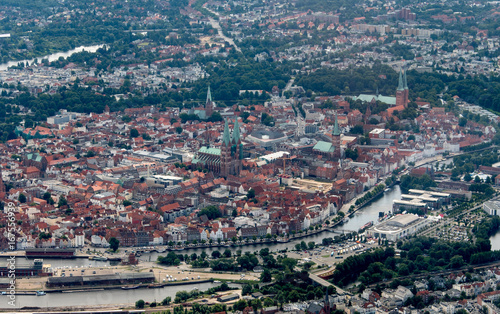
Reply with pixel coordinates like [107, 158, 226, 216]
[367, 214, 430, 242]
[483, 200, 500, 216]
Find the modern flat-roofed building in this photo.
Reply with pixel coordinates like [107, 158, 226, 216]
[408, 189, 451, 207]
[393, 199, 428, 213]
[483, 200, 500, 216]
[367, 214, 430, 242]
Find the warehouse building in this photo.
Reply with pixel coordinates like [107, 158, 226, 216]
[47, 272, 155, 288]
[217, 293, 240, 302]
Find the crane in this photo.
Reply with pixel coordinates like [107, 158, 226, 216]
[279, 154, 295, 174]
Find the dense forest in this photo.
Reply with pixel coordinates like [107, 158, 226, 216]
[448, 75, 500, 113]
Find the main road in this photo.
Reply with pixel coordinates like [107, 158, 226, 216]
[207, 17, 241, 53]
[203, 5, 241, 53]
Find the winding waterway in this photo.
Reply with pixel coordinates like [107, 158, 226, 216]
[0, 45, 104, 71]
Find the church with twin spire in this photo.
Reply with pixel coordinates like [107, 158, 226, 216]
[192, 118, 243, 178]
[352, 68, 409, 108]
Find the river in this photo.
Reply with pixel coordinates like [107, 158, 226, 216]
[4, 282, 240, 309]
[490, 232, 500, 251]
[0, 187, 403, 308]
[339, 185, 402, 232]
[0, 45, 105, 71]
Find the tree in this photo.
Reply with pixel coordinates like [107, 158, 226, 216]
[250, 299, 263, 312]
[233, 299, 248, 311]
[158, 252, 181, 266]
[175, 126, 183, 134]
[201, 251, 207, 260]
[308, 242, 315, 250]
[261, 269, 272, 282]
[212, 250, 221, 259]
[261, 113, 274, 126]
[351, 125, 364, 134]
[198, 205, 221, 220]
[345, 148, 358, 161]
[18, 193, 26, 203]
[223, 249, 231, 258]
[130, 128, 139, 138]
[42, 192, 52, 201]
[247, 188, 256, 199]
[161, 297, 171, 305]
[242, 284, 252, 295]
[464, 173, 472, 182]
[135, 299, 145, 309]
[450, 255, 465, 268]
[58, 195, 68, 207]
[300, 241, 307, 250]
[109, 237, 119, 252]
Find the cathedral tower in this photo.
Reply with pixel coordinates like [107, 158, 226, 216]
[395, 68, 406, 108]
[403, 68, 409, 108]
[205, 86, 213, 118]
[231, 118, 242, 175]
[221, 118, 231, 177]
[332, 111, 342, 159]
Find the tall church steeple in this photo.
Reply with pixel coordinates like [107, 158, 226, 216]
[324, 286, 331, 314]
[220, 118, 242, 178]
[403, 68, 409, 106]
[332, 112, 341, 159]
[206, 85, 212, 104]
[397, 68, 404, 91]
[396, 68, 407, 108]
[232, 118, 240, 144]
[403, 69, 408, 90]
[222, 118, 230, 147]
[333, 112, 340, 137]
[205, 86, 213, 118]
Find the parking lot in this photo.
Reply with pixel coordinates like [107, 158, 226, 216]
[286, 239, 379, 268]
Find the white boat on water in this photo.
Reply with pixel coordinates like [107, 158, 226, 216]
[36, 291, 46, 296]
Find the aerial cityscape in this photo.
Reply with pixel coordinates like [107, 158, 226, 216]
[1, 0, 500, 313]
